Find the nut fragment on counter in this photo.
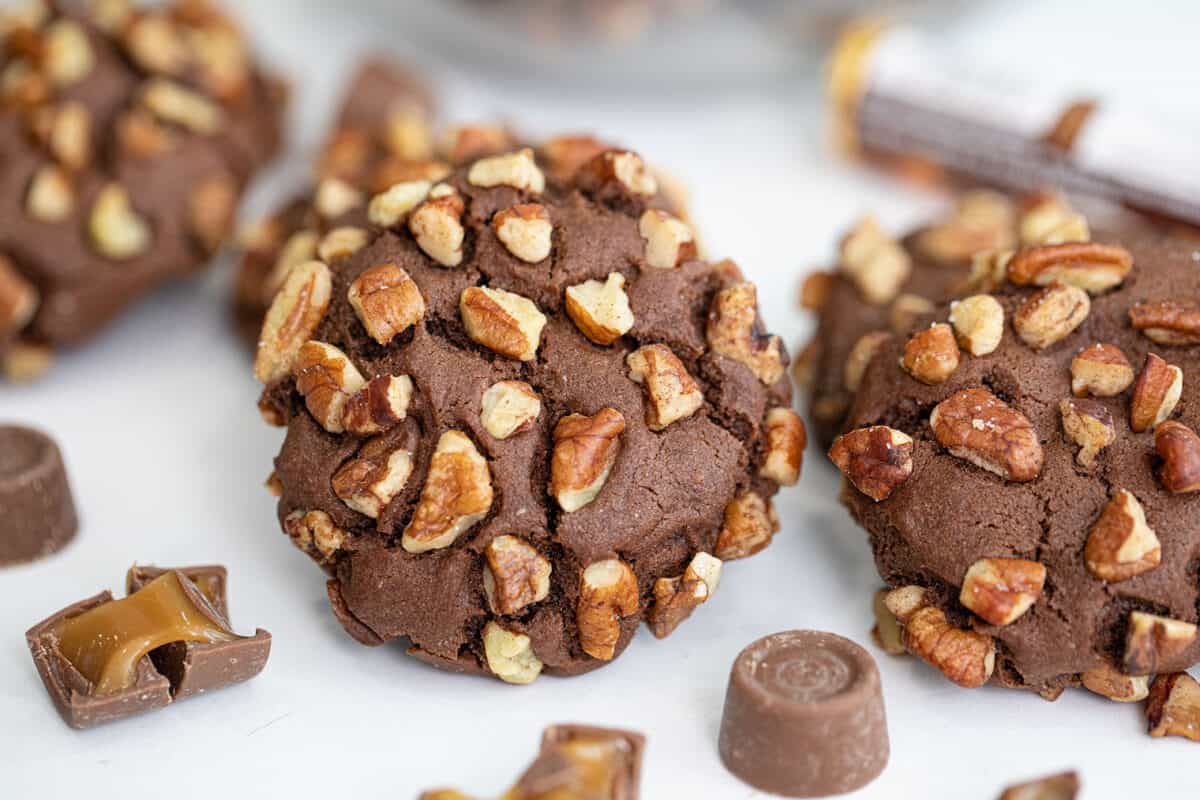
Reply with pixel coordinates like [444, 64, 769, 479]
[829, 426, 913, 502]
[997, 771, 1080, 800]
[626, 344, 703, 431]
[401, 431, 493, 553]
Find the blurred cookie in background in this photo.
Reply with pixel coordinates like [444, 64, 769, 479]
[0, 0, 286, 381]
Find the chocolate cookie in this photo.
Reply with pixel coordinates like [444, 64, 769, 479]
[233, 58, 532, 342]
[799, 191, 1157, 449]
[831, 232, 1200, 699]
[254, 146, 803, 682]
[0, 0, 285, 379]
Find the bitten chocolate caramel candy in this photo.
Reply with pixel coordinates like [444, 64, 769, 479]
[719, 630, 889, 798]
[0, 425, 77, 565]
[26, 568, 270, 729]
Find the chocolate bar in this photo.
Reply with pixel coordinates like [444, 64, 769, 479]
[26, 566, 270, 729]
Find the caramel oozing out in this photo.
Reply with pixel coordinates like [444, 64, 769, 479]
[56, 572, 236, 694]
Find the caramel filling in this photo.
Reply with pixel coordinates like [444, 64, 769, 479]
[505, 736, 625, 799]
[56, 572, 236, 694]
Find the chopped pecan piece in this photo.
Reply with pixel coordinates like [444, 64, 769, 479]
[1146, 672, 1200, 742]
[828, 426, 914, 502]
[900, 323, 960, 384]
[1155, 421, 1200, 494]
[332, 437, 413, 518]
[1130, 354, 1182, 433]
[1059, 397, 1115, 468]
[714, 492, 778, 560]
[401, 431, 493, 553]
[1123, 611, 1197, 676]
[929, 388, 1043, 482]
[1130, 300, 1200, 346]
[626, 344, 703, 431]
[1012, 282, 1090, 350]
[577, 559, 639, 661]
[706, 282, 785, 385]
[1084, 490, 1161, 582]
[959, 557, 1046, 626]
[646, 552, 721, 639]
[549, 409, 625, 512]
[1070, 343, 1134, 397]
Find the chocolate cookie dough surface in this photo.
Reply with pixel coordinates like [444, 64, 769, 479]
[255, 147, 804, 682]
[833, 233, 1200, 699]
[0, 0, 285, 379]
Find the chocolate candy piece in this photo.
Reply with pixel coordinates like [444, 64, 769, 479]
[0, 425, 77, 565]
[421, 723, 645, 800]
[719, 630, 889, 798]
[26, 567, 271, 729]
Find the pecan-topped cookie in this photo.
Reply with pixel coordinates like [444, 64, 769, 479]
[0, 0, 284, 379]
[832, 231, 1200, 705]
[255, 147, 803, 682]
[799, 191, 1157, 448]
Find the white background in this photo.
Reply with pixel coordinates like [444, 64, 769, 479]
[2, 1, 1199, 797]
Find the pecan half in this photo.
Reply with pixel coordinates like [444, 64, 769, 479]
[1130, 354, 1182, 433]
[401, 431, 494, 553]
[254, 261, 333, 384]
[348, 263, 426, 345]
[714, 492, 778, 561]
[332, 437, 414, 519]
[887, 590, 995, 688]
[1012, 282, 1090, 350]
[646, 552, 721, 639]
[1006, 242, 1133, 293]
[1084, 490, 1161, 582]
[1070, 343, 1134, 397]
[759, 407, 806, 486]
[1155, 421, 1200, 494]
[577, 559, 639, 661]
[929, 388, 1043, 482]
[900, 323, 960, 384]
[483, 535, 552, 616]
[1129, 301, 1200, 346]
[550, 408, 625, 512]
[959, 557, 1046, 626]
[828, 426, 914, 502]
[706, 282, 785, 385]
[626, 344, 703, 431]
